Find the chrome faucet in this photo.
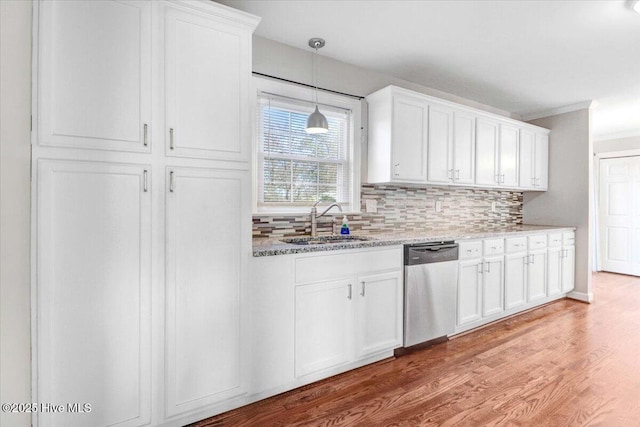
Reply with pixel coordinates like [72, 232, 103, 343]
[310, 201, 343, 237]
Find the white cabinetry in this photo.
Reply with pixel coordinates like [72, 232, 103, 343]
[367, 88, 428, 183]
[457, 231, 574, 334]
[33, 1, 259, 426]
[427, 107, 476, 185]
[294, 248, 403, 379]
[561, 232, 575, 292]
[295, 279, 354, 377]
[35, 160, 152, 427]
[164, 167, 249, 417]
[477, 121, 519, 187]
[527, 235, 548, 302]
[35, 1, 152, 152]
[163, 2, 251, 161]
[366, 85, 549, 191]
[519, 130, 549, 190]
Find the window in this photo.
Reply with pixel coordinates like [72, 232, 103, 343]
[254, 78, 361, 213]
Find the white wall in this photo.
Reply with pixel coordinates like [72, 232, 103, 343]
[524, 109, 593, 302]
[253, 36, 518, 119]
[593, 135, 640, 154]
[0, 1, 32, 426]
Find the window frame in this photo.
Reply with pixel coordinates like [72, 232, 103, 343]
[252, 76, 362, 214]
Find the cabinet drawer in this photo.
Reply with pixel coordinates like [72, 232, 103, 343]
[528, 234, 547, 250]
[505, 237, 527, 253]
[459, 241, 482, 259]
[548, 233, 562, 248]
[563, 232, 575, 246]
[295, 247, 402, 284]
[483, 239, 504, 255]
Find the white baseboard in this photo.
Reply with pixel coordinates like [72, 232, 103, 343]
[567, 290, 593, 303]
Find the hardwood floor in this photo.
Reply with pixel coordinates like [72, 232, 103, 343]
[192, 273, 640, 426]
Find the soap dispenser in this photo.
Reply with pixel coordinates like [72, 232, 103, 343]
[340, 215, 350, 235]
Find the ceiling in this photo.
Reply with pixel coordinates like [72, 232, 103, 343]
[218, 0, 640, 141]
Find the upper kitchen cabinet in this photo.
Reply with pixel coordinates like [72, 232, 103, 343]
[162, 1, 256, 161]
[476, 120, 519, 187]
[366, 85, 549, 191]
[34, 0, 152, 152]
[427, 107, 476, 185]
[367, 87, 428, 183]
[519, 129, 549, 190]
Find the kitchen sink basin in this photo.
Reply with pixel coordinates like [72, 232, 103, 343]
[282, 236, 371, 246]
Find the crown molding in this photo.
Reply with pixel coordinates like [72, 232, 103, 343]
[521, 100, 594, 122]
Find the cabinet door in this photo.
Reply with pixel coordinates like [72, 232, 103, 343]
[527, 250, 547, 302]
[547, 247, 562, 296]
[452, 111, 476, 184]
[499, 124, 519, 187]
[561, 246, 575, 292]
[36, 1, 151, 152]
[426, 104, 453, 184]
[36, 160, 151, 427]
[482, 257, 504, 317]
[519, 129, 536, 189]
[504, 252, 527, 310]
[475, 118, 499, 186]
[164, 3, 250, 161]
[165, 167, 249, 417]
[356, 271, 403, 358]
[457, 260, 482, 326]
[391, 95, 428, 182]
[535, 133, 549, 190]
[295, 280, 354, 377]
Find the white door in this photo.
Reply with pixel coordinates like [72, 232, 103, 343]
[527, 249, 547, 302]
[164, 3, 250, 161]
[457, 260, 482, 326]
[519, 129, 535, 189]
[482, 256, 504, 317]
[36, 160, 151, 427]
[535, 133, 549, 190]
[504, 252, 527, 310]
[547, 247, 562, 296]
[452, 111, 476, 184]
[426, 104, 453, 184]
[165, 167, 248, 417]
[392, 95, 428, 182]
[561, 246, 576, 292]
[599, 157, 640, 276]
[295, 279, 354, 377]
[499, 124, 519, 187]
[36, 1, 151, 152]
[475, 118, 499, 186]
[356, 271, 403, 358]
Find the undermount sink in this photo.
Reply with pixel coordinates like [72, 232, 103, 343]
[282, 235, 371, 246]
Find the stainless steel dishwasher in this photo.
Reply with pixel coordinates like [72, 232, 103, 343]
[404, 241, 459, 347]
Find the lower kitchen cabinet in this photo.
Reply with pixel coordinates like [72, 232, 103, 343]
[527, 249, 547, 302]
[482, 256, 504, 317]
[561, 245, 575, 292]
[164, 167, 249, 418]
[457, 259, 483, 327]
[547, 246, 563, 296]
[504, 252, 527, 310]
[35, 160, 152, 427]
[295, 279, 354, 377]
[293, 248, 403, 379]
[356, 271, 403, 358]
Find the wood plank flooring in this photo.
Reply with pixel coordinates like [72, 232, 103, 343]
[192, 273, 640, 426]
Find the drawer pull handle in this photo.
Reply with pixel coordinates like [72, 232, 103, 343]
[347, 284, 352, 300]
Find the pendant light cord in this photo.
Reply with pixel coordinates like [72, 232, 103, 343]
[314, 42, 319, 105]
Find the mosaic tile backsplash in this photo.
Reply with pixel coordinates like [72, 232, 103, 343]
[253, 184, 524, 239]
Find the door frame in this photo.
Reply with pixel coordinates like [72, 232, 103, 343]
[594, 149, 640, 273]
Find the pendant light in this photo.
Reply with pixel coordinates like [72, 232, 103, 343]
[306, 38, 329, 134]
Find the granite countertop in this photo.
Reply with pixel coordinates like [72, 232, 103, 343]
[252, 224, 576, 257]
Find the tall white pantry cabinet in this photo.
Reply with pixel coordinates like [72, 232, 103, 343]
[31, 2, 259, 427]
